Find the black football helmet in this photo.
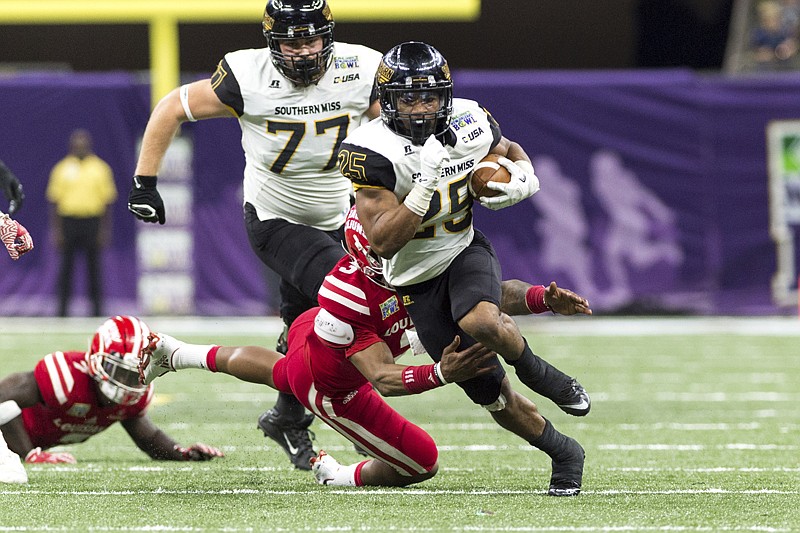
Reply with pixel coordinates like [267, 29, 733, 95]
[377, 41, 453, 145]
[262, 0, 335, 86]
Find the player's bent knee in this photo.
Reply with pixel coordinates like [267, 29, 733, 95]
[457, 369, 505, 406]
[411, 462, 438, 484]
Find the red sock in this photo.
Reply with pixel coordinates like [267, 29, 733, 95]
[354, 460, 369, 487]
[206, 346, 221, 372]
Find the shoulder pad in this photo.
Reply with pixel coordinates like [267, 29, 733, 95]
[314, 308, 355, 348]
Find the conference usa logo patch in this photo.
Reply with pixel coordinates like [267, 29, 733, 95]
[380, 295, 401, 320]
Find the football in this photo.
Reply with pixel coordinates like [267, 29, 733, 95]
[469, 153, 511, 199]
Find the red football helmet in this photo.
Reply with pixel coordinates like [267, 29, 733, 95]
[343, 206, 389, 288]
[87, 315, 151, 405]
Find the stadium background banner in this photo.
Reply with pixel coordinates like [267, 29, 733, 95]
[0, 69, 798, 317]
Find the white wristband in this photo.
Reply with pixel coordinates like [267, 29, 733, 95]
[433, 362, 448, 385]
[514, 160, 534, 176]
[403, 184, 435, 217]
[179, 84, 197, 122]
[0, 400, 22, 425]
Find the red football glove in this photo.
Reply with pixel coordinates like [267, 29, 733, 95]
[25, 447, 77, 464]
[175, 443, 224, 461]
[0, 214, 33, 260]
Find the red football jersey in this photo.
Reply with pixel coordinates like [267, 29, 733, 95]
[22, 351, 153, 450]
[287, 255, 413, 396]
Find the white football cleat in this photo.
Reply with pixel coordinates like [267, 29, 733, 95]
[0, 431, 27, 484]
[138, 333, 184, 385]
[310, 450, 342, 485]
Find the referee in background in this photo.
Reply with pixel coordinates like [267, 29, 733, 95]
[47, 129, 117, 317]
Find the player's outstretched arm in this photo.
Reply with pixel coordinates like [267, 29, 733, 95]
[130, 79, 231, 225]
[121, 415, 224, 461]
[500, 280, 592, 316]
[350, 336, 496, 397]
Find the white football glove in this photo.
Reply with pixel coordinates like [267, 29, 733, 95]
[404, 135, 450, 217]
[0, 214, 34, 260]
[479, 158, 540, 210]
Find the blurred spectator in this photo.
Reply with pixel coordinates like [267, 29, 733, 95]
[750, 0, 799, 66]
[46, 129, 117, 317]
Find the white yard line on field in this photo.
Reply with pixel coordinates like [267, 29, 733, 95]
[1, 316, 798, 336]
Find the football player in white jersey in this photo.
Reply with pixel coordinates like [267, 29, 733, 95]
[138, 206, 592, 492]
[127, 0, 382, 470]
[340, 42, 589, 496]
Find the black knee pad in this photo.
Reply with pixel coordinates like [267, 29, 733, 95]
[455, 359, 506, 406]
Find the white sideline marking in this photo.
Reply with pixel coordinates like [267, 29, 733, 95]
[606, 467, 800, 472]
[26, 441, 797, 459]
[0, 525, 794, 532]
[22, 464, 800, 475]
[599, 444, 798, 451]
[1, 316, 798, 336]
[1, 488, 797, 496]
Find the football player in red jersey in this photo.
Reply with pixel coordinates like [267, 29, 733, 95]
[138, 207, 591, 490]
[0, 316, 224, 465]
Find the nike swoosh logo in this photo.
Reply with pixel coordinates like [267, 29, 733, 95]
[559, 398, 590, 410]
[519, 176, 526, 183]
[134, 176, 142, 189]
[283, 434, 299, 455]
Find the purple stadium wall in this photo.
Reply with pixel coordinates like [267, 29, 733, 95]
[1, 69, 798, 316]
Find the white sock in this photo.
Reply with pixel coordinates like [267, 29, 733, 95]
[0, 430, 9, 452]
[327, 462, 359, 487]
[171, 343, 216, 371]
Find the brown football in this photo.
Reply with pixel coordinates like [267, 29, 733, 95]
[469, 153, 511, 199]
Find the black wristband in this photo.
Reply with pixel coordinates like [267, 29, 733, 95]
[133, 175, 158, 189]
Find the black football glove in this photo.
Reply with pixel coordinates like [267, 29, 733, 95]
[0, 161, 24, 215]
[128, 175, 165, 224]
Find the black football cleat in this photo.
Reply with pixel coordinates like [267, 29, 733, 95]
[548, 437, 584, 497]
[258, 409, 316, 470]
[555, 378, 591, 417]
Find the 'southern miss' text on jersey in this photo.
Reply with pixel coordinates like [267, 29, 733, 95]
[286, 254, 412, 396]
[212, 42, 382, 231]
[22, 351, 152, 449]
[339, 98, 502, 285]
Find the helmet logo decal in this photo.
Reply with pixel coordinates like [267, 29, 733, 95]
[377, 62, 394, 85]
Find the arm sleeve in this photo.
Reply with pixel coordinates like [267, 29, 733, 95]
[338, 142, 398, 192]
[479, 105, 503, 151]
[211, 58, 245, 117]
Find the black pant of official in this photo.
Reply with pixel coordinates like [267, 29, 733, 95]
[57, 216, 103, 317]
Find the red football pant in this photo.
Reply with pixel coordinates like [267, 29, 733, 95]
[272, 348, 438, 476]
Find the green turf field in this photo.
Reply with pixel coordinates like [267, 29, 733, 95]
[1, 317, 798, 532]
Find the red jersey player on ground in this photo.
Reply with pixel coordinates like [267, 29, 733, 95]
[0, 315, 224, 465]
[139, 207, 592, 491]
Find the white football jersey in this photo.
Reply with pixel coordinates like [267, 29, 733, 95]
[213, 42, 382, 230]
[339, 98, 501, 286]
